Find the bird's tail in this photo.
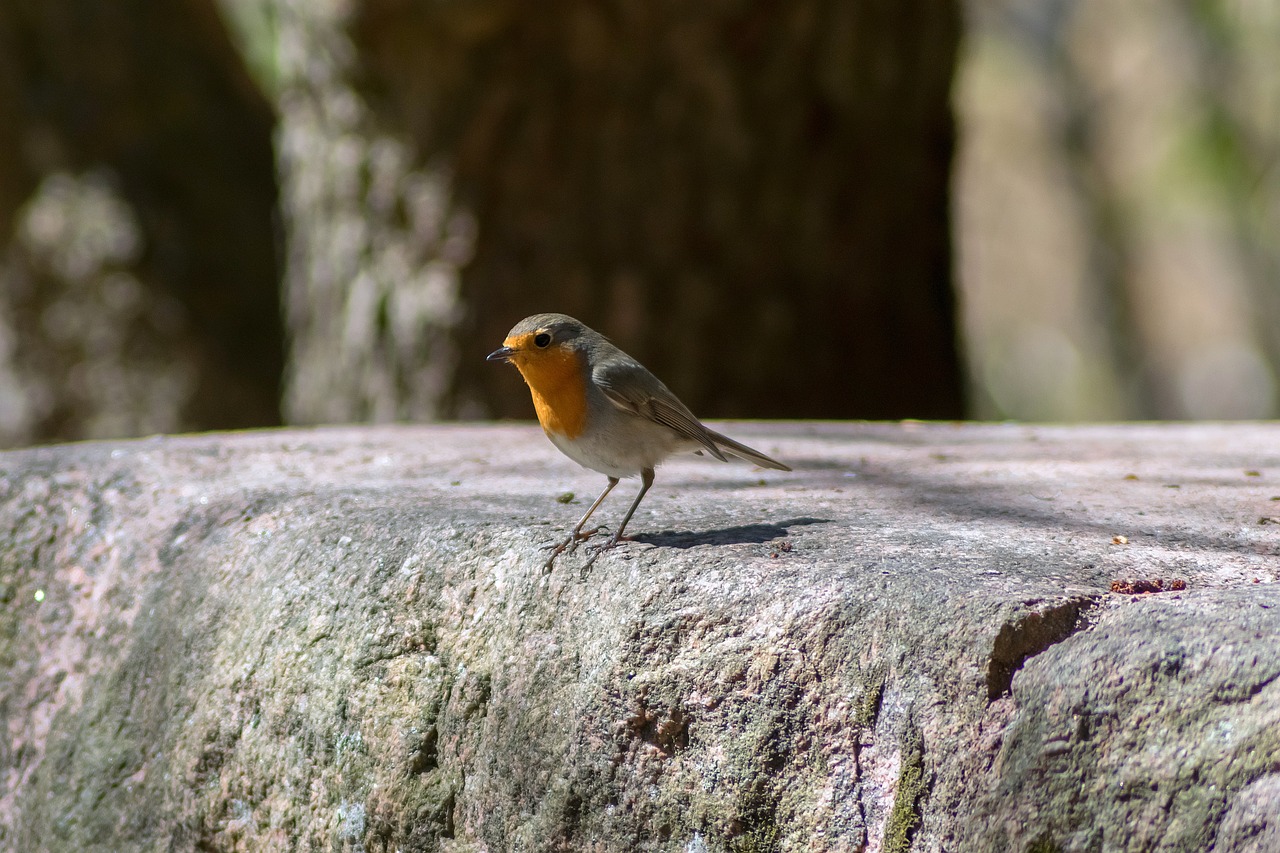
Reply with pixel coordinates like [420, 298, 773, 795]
[704, 427, 791, 471]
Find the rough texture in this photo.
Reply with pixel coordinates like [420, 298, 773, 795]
[1, 422, 1278, 852]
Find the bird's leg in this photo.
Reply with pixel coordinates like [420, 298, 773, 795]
[603, 467, 654, 549]
[578, 468, 655, 575]
[567, 476, 619, 543]
[543, 477, 618, 572]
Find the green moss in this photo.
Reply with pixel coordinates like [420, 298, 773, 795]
[882, 729, 926, 853]
[1027, 835, 1063, 853]
[725, 736, 784, 853]
[731, 823, 781, 853]
[854, 664, 887, 731]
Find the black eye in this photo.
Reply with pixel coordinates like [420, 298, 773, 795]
[533, 332, 551, 348]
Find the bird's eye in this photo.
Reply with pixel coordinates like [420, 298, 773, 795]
[534, 332, 552, 348]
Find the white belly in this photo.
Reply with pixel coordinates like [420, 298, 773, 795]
[546, 416, 693, 478]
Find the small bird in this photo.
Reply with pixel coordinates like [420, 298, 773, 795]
[487, 313, 790, 570]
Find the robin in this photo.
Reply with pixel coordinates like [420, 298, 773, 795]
[487, 313, 790, 569]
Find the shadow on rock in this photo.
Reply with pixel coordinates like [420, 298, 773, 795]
[634, 516, 827, 549]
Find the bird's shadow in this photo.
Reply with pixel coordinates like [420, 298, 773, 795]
[632, 516, 828, 549]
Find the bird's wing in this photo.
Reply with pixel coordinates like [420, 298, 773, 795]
[594, 359, 728, 462]
[702, 427, 791, 471]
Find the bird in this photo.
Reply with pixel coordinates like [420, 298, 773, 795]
[487, 313, 790, 570]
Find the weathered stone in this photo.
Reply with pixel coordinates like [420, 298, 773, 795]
[1, 423, 1277, 851]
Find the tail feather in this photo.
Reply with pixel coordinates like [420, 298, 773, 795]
[703, 427, 791, 471]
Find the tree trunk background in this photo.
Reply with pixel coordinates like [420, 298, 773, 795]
[0, 0, 963, 442]
[0, 0, 283, 447]
[275, 0, 964, 424]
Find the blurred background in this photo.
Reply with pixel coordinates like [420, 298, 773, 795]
[0, 0, 1275, 449]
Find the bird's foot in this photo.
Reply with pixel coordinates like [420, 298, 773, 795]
[575, 532, 636, 577]
[541, 526, 607, 573]
[597, 531, 634, 551]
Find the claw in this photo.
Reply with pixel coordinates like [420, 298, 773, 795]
[575, 533, 638, 577]
[578, 549, 602, 578]
[541, 526, 608, 572]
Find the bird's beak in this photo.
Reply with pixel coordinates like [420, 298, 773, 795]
[486, 346, 516, 363]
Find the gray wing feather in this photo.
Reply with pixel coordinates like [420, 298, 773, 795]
[702, 427, 791, 471]
[594, 353, 790, 471]
[594, 360, 728, 462]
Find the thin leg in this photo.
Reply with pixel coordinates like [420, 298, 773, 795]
[571, 477, 619, 537]
[543, 477, 618, 572]
[579, 469, 656, 575]
[606, 467, 655, 548]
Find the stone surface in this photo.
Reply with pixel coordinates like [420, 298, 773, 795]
[0, 422, 1278, 852]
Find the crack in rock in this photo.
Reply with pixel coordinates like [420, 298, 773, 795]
[986, 597, 1099, 701]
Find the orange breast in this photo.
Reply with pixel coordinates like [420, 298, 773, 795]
[512, 346, 588, 440]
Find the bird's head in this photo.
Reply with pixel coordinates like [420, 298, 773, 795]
[486, 313, 589, 366]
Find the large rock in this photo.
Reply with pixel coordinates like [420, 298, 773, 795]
[1, 423, 1277, 852]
